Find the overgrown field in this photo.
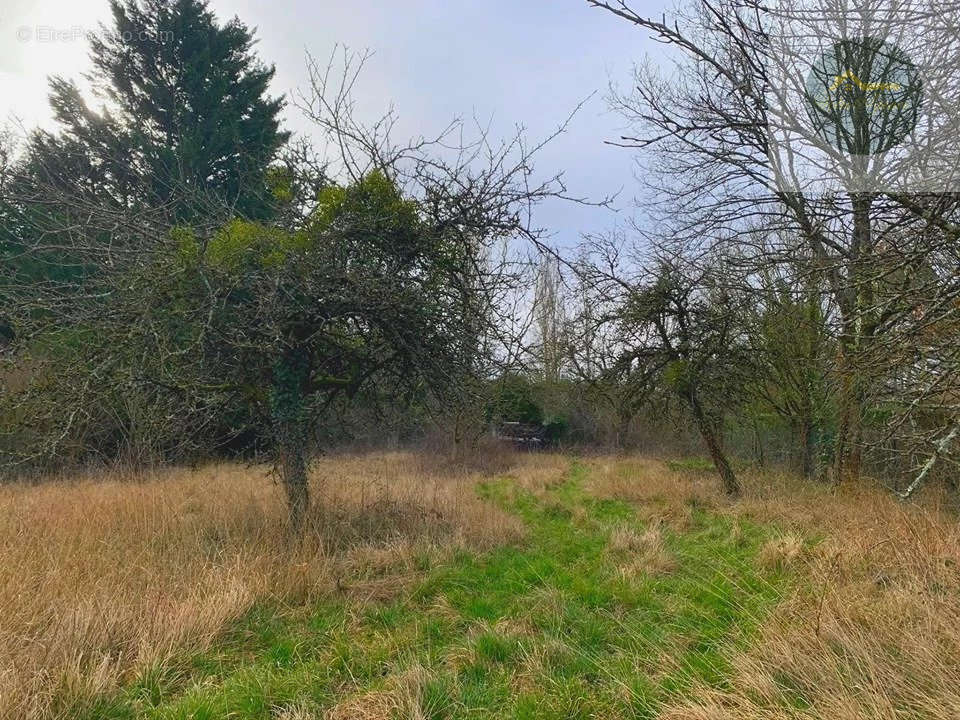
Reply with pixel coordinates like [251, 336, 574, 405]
[1, 452, 958, 719]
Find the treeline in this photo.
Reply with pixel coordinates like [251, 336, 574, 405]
[3, 0, 960, 526]
[542, 1, 960, 498]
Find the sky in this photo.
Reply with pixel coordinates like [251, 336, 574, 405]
[0, 0, 672, 249]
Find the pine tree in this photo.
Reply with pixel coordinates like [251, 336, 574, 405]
[28, 0, 289, 220]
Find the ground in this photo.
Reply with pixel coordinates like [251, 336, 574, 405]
[2, 452, 959, 719]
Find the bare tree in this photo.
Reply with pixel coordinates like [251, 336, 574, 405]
[566, 240, 662, 449]
[574, 227, 751, 494]
[587, 0, 960, 489]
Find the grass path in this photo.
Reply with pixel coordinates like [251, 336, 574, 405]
[83, 459, 795, 719]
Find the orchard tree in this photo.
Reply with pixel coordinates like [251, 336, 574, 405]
[141, 170, 491, 529]
[576, 228, 752, 495]
[1, 50, 580, 530]
[623, 258, 752, 496]
[566, 264, 661, 450]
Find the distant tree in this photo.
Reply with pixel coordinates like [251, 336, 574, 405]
[582, 244, 753, 496]
[533, 256, 567, 383]
[568, 250, 661, 449]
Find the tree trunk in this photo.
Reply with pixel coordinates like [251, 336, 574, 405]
[833, 345, 863, 484]
[279, 432, 309, 534]
[752, 416, 765, 468]
[616, 408, 632, 452]
[799, 418, 816, 479]
[271, 347, 313, 533]
[453, 410, 466, 461]
[688, 389, 741, 497]
[832, 191, 872, 485]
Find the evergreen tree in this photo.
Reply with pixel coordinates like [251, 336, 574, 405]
[28, 0, 288, 221]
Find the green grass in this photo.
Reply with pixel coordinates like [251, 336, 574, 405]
[79, 460, 795, 719]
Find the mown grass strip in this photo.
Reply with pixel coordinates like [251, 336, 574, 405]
[83, 459, 797, 719]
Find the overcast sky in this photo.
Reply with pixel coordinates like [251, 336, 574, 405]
[0, 0, 672, 248]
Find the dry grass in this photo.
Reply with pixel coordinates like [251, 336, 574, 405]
[588, 457, 960, 719]
[756, 532, 806, 570]
[324, 664, 431, 720]
[4, 449, 960, 719]
[588, 456, 719, 532]
[713, 485, 960, 720]
[609, 521, 678, 577]
[0, 451, 525, 720]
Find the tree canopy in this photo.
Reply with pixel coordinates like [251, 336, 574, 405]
[28, 0, 288, 221]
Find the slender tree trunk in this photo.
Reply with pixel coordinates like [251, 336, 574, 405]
[688, 389, 741, 497]
[833, 191, 872, 485]
[799, 417, 816, 479]
[752, 415, 765, 468]
[453, 411, 465, 461]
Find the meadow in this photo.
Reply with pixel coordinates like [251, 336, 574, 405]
[1, 451, 958, 719]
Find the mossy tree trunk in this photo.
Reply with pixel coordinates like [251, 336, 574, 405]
[833, 191, 873, 485]
[271, 347, 313, 534]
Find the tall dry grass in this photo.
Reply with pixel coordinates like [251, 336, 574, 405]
[588, 458, 960, 720]
[0, 451, 526, 719]
[705, 481, 960, 720]
[4, 450, 959, 719]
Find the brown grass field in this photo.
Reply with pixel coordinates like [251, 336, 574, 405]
[1, 451, 958, 719]
[590, 458, 960, 719]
